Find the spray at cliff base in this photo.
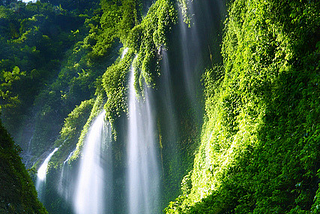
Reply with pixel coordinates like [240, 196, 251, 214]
[127, 59, 160, 214]
[73, 111, 113, 214]
[36, 147, 58, 201]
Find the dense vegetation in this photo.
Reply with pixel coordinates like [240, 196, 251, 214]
[166, 0, 320, 213]
[0, 0, 104, 162]
[2, 0, 320, 213]
[0, 120, 47, 213]
[102, 0, 176, 127]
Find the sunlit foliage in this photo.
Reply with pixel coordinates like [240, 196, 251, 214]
[166, 0, 320, 213]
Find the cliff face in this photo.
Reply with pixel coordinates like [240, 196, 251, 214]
[0, 120, 47, 213]
[166, 0, 320, 213]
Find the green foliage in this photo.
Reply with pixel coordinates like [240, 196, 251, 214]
[70, 94, 105, 162]
[0, 120, 47, 213]
[50, 99, 94, 167]
[125, 0, 176, 88]
[84, 0, 140, 61]
[102, 0, 177, 128]
[177, 0, 192, 26]
[0, 0, 94, 142]
[166, 0, 320, 213]
[2, 0, 116, 158]
[102, 47, 133, 128]
[0, 66, 26, 108]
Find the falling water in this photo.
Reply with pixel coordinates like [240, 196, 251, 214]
[73, 110, 113, 214]
[36, 147, 59, 201]
[58, 149, 75, 200]
[121, 47, 129, 59]
[161, 51, 178, 144]
[127, 60, 160, 214]
[178, 0, 201, 104]
[22, 0, 38, 3]
[23, 135, 33, 168]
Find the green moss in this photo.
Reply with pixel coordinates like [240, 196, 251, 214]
[0, 120, 47, 213]
[166, 0, 320, 213]
[177, 0, 192, 26]
[70, 94, 105, 162]
[102, 0, 177, 128]
[102, 47, 134, 131]
[47, 99, 95, 168]
[126, 0, 176, 88]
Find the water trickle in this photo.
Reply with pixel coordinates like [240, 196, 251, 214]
[178, 0, 201, 100]
[36, 147, 59, 201]
[58, 149, 75, 200]
[158, 50, 180, 182]
[121, 47, 129, 59]
[23, 135, 33, 167]
[161, 51, 178, 143]
[127, 60, 160, 214]
[73, 110, 113, 214]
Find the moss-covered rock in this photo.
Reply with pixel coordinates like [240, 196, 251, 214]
[0, 120, 47, 213]
[166, 0, 320, 213]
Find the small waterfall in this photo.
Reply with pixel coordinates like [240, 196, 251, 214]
[36, 147, 59, 201]
[121, 47, 129, 59]
[178, 0, 201, 104]
[58, 149, 75, 201]
[73, 110, 113, 214]
[23, 135, 33, 168]
[158, 50, 180, 189]
[127, 60, 160, 214]
[161, 51, 178, 145]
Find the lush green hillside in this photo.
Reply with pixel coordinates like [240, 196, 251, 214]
[166, 0, 320, 213]
[0, 120, 47, 213]
[2, 0, 320, 213]
[0, 0, 103, 162]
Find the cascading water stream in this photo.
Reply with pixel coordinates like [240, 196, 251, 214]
[127, 59, 160, 214]
[36, 147, 59, 201]
[23, 135, 33, 167]
[121, 47, 129, 59]
[161, 51, 178, 144]
[73, 110, 113, 214]
[159, 50, 180, 177]
[178, 0, 201, 104]
[58, 149, 75, 200]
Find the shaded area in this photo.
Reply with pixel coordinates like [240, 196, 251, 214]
[0, 120, 47, 213]
[166, 0, 320, 213]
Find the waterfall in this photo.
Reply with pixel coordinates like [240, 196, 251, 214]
[73, 110, 113, 214]
[121, 47, 129, 59]
[178, 0, 201, 104]
[23, 135, 33, 168]
[36, 147, 59, 201]
[58, 149, 75, 201]
[158, 50, 180, 191]
[127, 60, 160, 214]
[161, 51, 178, 145]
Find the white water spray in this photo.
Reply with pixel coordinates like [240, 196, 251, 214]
[121, 47, 129, 59]
[127, 60, 160, 214]
[73, 110, 113, 214]
[23, 135, 33, 167]
[58, 149, 75, 200]
[36, 147, 59, 201]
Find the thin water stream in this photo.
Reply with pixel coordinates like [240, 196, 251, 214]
[36, 147, 59, 201]
[73, 111, 113, 214]
[127, 59, 160, 214]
